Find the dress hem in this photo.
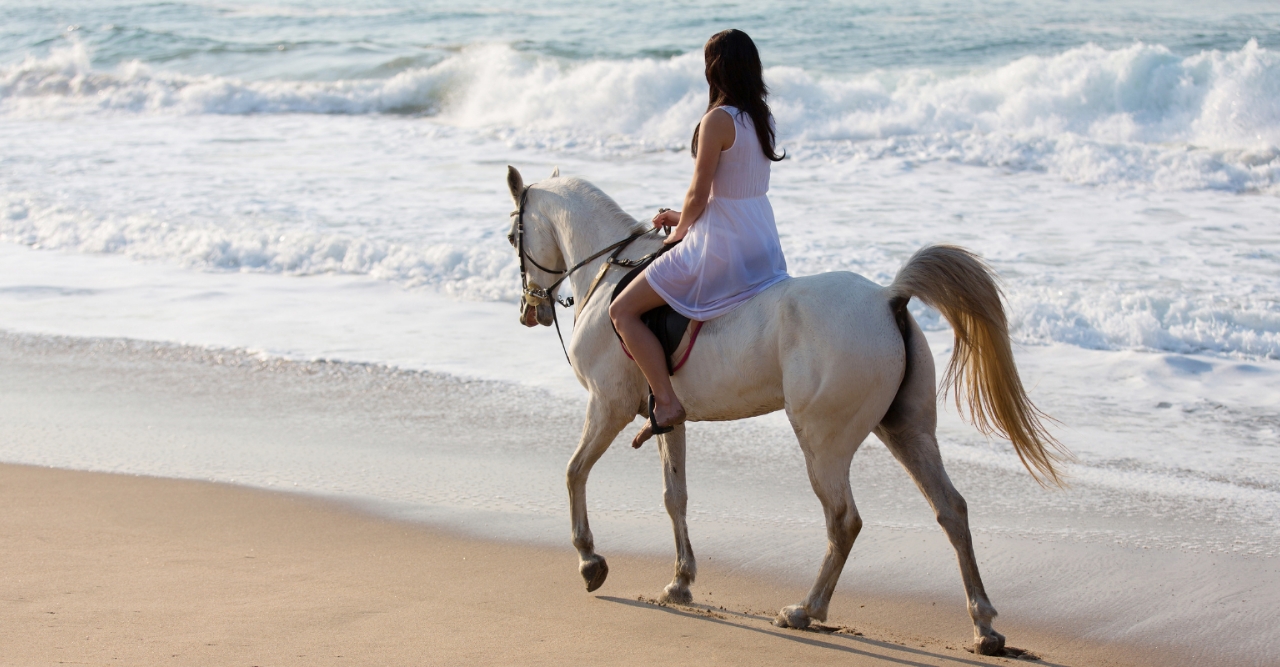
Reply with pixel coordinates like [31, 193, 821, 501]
[645, 270, 789, 322]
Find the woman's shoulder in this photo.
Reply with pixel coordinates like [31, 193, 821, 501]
[712, 105, 744, 121]
[703, 106, 740, 133]
[700, 107, 737, 150]
[710, 106, 759, 132]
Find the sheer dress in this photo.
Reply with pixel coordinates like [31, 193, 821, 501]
[645, 105, 790, 321]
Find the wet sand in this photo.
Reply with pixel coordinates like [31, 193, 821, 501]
[2, 462, 1145, 667]
[1, 332, 1272, 666]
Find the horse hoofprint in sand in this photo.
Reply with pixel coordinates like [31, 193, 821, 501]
[506, 166, 1069, 656]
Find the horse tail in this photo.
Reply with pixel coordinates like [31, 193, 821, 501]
[887, 245, 1070, 487]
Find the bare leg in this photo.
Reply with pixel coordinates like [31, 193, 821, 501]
[567, 396, 634, 592]
[877, 425, 1004, 655]
[657, 425, 696, 604]
[776, 423, 863, 629]
[608, 273, 684, 432]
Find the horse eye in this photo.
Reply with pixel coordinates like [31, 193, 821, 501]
[507, 232, 516, 248]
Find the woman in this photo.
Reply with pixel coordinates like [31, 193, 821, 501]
[609, 29, 789, 446]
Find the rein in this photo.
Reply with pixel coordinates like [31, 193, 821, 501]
[511, 187, 663, 367]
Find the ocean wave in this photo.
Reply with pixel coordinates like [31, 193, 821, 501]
[1006, 286, 1280, 360]
[4, 188, 1277, 360]
[3, 40, 1278, 191]
[0, 192, 522, 302]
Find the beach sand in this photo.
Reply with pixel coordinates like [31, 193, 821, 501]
[3, 462, 1147, 667]
[1, 333, 1269, 667]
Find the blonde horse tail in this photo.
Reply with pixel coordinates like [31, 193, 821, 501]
[887, 245, 1071, 487]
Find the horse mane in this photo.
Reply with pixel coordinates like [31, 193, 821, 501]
[542, 177, 648, 236]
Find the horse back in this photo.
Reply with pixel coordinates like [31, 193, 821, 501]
[672, 272, 908, 423]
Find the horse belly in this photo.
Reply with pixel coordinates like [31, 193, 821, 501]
[670, 274, 904, 424]
[669, 287, 789, 421]
[673, 330, 785, 421]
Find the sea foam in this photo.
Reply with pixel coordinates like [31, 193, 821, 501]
[3, 40, 1278, 191]
[2, 39, 1278, 361]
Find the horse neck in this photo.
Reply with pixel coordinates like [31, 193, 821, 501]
[547, 197, 648, 304]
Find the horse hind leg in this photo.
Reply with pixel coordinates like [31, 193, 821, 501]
[657, 424, 696, 604]
[566, 396, 633, 592]
[775, 421, 863, 629]
[876, 421, 1005, 655]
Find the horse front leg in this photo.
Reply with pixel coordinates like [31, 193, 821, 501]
[657, 424, 696, 604]
[566, 396, 632, 592]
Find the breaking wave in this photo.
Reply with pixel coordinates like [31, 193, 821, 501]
[3, 39, 1279, 191]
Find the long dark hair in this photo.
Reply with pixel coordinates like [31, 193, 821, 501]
[691, 29, 783, 162]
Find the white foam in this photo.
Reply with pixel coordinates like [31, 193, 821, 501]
[1, 110, 1277, 361]
[1, 187, 523, 301]
[0, 242, 582, 397]
[4, 40, 1278, 191]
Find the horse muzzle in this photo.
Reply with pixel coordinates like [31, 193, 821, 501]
[520, 285, 554, 327]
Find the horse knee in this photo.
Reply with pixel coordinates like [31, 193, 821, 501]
[827, 503, 861, 550]
[843, 510, 863, 549]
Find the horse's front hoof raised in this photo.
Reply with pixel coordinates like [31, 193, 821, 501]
[659, 582, 692, 605]
[774, 604, 810, 629]
[975, 629, 1006, 656]
[580, 555, 609, 592]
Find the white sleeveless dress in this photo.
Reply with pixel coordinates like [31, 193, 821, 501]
[645, 106, 790, 321]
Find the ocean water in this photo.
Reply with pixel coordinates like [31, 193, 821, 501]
[2, 1, 1280, 659]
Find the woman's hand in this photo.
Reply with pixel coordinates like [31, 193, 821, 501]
[652, 208, 680, 229]
[653, 209, 687, 244]
[663, 225, 688, 244]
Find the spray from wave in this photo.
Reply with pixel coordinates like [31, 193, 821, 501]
[3, 39, 1279, 360]
[3, 40, 1278, 191]
[0, 191, 520, 302]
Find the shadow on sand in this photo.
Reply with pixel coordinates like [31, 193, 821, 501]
[597, 595, 1062, 667]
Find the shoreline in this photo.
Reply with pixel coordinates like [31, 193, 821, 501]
[0, 462, 1158, 666]
[1, 330, 1276, 666]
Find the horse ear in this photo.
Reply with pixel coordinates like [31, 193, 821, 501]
[550, 166, 560, 178]
[506, 166, 524, 204]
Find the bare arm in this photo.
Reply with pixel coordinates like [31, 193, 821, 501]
[653, 108, 735, 244]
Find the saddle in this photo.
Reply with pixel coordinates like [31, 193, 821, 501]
[609, 256, 703, 375]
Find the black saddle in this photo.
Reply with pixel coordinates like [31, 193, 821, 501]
[610, 256, 696, 375]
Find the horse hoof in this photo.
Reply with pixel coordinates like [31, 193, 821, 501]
[580, 555, 609, 592]
[975, 630, 1006, 656]
[660, 583, 692, 605]
[774, 604, 810, 629]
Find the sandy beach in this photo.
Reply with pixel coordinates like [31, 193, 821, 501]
[4, 3, 1279, 665]
[4, 333, 1275, 666]
[1, 462, 1158, 667]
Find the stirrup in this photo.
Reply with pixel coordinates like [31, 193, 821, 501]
[648, 393, 676, 436]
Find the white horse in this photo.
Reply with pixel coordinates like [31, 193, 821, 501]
[505, 166, 1066, 655]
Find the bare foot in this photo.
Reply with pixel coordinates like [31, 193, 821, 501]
[631, 421, 654, 448]
[632, 398, 685, 448]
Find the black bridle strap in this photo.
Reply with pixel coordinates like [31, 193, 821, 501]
[514, 186, 657, 367]
[532, 231, 650, 306]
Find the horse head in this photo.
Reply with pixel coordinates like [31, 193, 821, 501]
[507, 165, 563, 328]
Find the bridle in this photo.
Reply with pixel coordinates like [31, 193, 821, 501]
[509, 187, 662, 366]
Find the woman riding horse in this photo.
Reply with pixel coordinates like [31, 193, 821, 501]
[610, 29, 790, 446]
[508, 28, 1067, 657]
